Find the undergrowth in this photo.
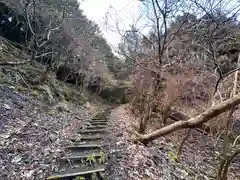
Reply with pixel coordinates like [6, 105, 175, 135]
[0, 45, 87, 110]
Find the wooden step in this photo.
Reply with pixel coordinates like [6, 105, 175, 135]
[86, 125, 106, 129]
[80, 135, 104, 141]
[89, 122, 107, 126]
[90, 119, 108, 122]
[92, 113, 108, 120]
[66, 143, 104, 150]
[79, 129, 107, 134]
[47, 165, 105, 179]
[71, 150, 103, 156]
[60, 152, 102, 162]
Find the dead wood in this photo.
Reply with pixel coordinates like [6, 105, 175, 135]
[135, 95, 240, 143]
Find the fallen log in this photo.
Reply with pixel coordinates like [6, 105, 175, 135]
[170, 110, 212, 135]
[135, 95, 240, 143]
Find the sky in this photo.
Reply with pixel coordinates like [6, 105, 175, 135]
[80, 0, 240, 52]
[80, 0, 144, 51]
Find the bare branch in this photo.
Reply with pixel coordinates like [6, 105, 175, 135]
[214, 53, 240, 94]
[35, 52, 53, 58]
[37, 26, 60, 47]
[134, 95, 240, 143]
[217, 148, 240, 180]
[152, 0, 162, 65]
[233, 135, 240, 147]
[165, 17, 188, 49]
[0, 60, 31, 66]
[119, 50, 158, 75]
[155, 0, 168, 62]
[26, 2, 36, 36]
[176, 129, 191, 160]
[137, 30, 156, 49]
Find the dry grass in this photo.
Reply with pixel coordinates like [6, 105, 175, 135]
[150, 73, 190, 124]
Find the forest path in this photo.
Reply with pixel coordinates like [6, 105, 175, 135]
[47, 109, 113, 180]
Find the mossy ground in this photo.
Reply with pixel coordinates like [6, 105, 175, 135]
[0, 58, 87, 113]
[0, 40, 129, 112]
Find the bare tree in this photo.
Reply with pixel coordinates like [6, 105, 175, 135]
[106, 1, 240, 178]
[105, 0, 195, 133]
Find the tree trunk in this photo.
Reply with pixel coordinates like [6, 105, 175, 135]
[135, 95, 240, 144]
[139, 102, 152, 134]
[139, 115, 147, 134]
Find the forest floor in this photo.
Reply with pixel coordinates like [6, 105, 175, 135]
[105, 104, 240, 180]
[1, 81, 239, 180]
[0, 83, 109, 180]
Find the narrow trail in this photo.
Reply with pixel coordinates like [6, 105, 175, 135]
[47, 109, 112, 180]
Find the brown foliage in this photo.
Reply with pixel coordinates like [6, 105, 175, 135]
[131, 65, 190, 133]
[134, 94, 240, 143]
[152, 73, 189, 124]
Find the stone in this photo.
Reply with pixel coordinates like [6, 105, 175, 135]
[3, 103, 11, 110]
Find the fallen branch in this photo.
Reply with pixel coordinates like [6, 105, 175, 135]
[0, 36, 41, 54]
[135, 95, 240, 143]
[233, 135, 240, 147]
[0, 60, 31, 66]
[16, 69, 30, 88]
[35, 52, 53, 58]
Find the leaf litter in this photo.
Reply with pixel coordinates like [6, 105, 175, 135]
[0, 84, 106, 179]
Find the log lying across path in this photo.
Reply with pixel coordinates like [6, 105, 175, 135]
[170, 110, 212, 134]
[137, 95, 240, 143]
[47, 109, 112, 180]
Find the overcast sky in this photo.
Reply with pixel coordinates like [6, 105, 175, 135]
[80, 0, 240, 52]
[81, 0, 143, 50]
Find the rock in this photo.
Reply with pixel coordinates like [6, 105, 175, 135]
[0, 133, 10, 139]
[49, 133, 57, 142]
[23, 170, 35, 178]
[55, 101, 70, 112]
[85, 102, 91, 109]
[3, 104, 11, 110]
[12, 155, 22, 163]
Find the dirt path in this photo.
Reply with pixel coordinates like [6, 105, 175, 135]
[105, 104, 240, 180]
[105, 105, 164, 180]
[1, 85, 239, 180]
